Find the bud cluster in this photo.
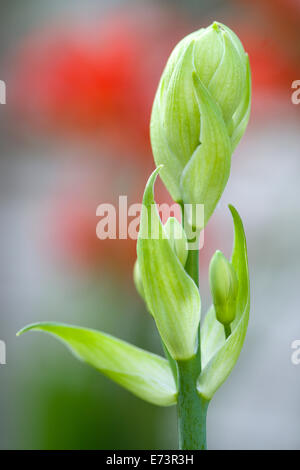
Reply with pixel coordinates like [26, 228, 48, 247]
[151, 22, 251, 228]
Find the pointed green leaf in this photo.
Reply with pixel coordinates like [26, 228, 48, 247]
[200, 305, 224, 368]
[180, 73, 232, 228]
[150, 94, 183, 202]
[133, 259, 145, 301]
[231, 56, 251, 151]
[17, 322, 177, 406]
[137, 168, 201, 360]
[208, 30, 245, 123]
[215, 22, 247, 61]
[214, 23, 251, 148]
[193, 26, 224, 88]
[198, 205, 250, 399]
[134, 217, 187, 307]
[162, 41, 200, 167]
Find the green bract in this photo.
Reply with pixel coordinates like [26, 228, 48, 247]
[198, 205, 250, 400]
[164, 217, 188, 267]
[133, 259, 145, 301]
[150, 22, 251, 228]
[209, 250, 238, 325]
[134, 215, 188, 303]
[17, 323, 177, 406]
[137, 167, 201, 360]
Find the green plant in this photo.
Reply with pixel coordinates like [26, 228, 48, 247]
[18, 21, 251, 450]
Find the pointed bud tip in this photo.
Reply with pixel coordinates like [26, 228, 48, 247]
[212, 22, 220, 32]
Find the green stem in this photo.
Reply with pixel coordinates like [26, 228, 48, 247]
[176, 217, 208, 449]
[177, 356, 209, 450]
[185, 248, 201, 364]
[181, 203, 201, 362]
[185, 248, 199, 286]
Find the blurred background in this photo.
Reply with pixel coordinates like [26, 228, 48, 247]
[0, 0, 300, 450]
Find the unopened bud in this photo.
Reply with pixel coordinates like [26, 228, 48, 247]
[209, 250, 238, 325]
[151, 22, 251, 228]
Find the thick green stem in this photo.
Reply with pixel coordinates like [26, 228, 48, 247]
[185, 248, 201, 364]
[181, 205, 201, 361]
[176, 209, 207, 449]
[177, 356, 209, 450]
[175, 223, 208, 449]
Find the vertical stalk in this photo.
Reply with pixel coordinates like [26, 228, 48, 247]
[176, 219, 208, 450]
[185, 248, 199, 286]
[185, 248, 201, 364]
[181, 204, 201, 361]
[177, 356, 209, 450]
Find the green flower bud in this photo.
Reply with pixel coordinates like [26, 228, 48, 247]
[198, 204, 250, 400]
[164, 217, 188, 267]
[209, 250, 238, 325]
[151, 22, 251, 228]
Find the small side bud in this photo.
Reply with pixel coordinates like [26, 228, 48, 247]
[164, 217, 188, 267]
[209, 250, 238, 325]
[133, 260, 145, 300]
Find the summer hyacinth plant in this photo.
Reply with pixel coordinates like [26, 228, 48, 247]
[17, 22, 251, 450]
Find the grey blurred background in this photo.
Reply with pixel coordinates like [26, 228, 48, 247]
[0, 0, 300, 449]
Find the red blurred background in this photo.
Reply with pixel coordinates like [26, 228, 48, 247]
[5, 0, 299, 277]
[7, 0, 300, 277]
